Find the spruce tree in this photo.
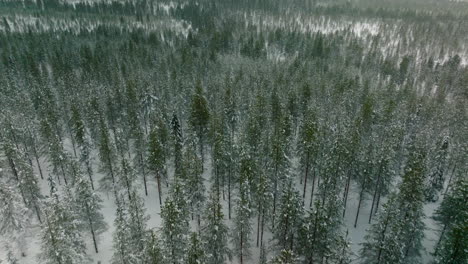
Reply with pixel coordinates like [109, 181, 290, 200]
[98, 116, 116, 189]
[39, 177, 89, 264]
[232, 156, 253, 264]
[171, 113, 183, 176]
[184, 141, 205, 227]
[273, 180, 303, 252]
[148, 124, 166, 206]
[187, 232, 206, 264]
[112, 193, 135, 264]
[127, 190, 150, 260]
[202, 188, 231, 264]
[74, 173, 107, 253]
[360, 148, 427, 264]
[0, 181, 31, 256]
[270, 250, 298, 264]
[189, 80, 210, 168]
[433, 177, 468, 263]
[161, 181, 190, 264]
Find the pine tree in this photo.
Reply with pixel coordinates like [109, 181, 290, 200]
[184, 141, 205, 227]
[74, 173, 107, 253]
[273, 180, 303, 252]
[187, 232, 206, 264]
[134, 127, 149, 196]
[425, 136, 449, 202]
[148, 124, 166, 206]
[117, 158, 137, 202]
[112, 193, 136, 264]
[298, 109, 318, 203]
[433, 177, 468, 263]
[161, 181, 190, 264]
[146, 230, 163, 264]
[270, 250, 298, 264]
[127, 190, 150, 260]
[2, 138, 43, 222]
[71, 104, 95, 189]
[39, 177, 89, 264]
[232, 156, 253, 264]
[98, 116, 116, 189]
[171, 113, 183, 176]
[360, 148, 427, 264]
[0, 181, 31, 256]
[202, 189, 231, 264]
[189, 80, 210, 168]
[40, 118, 69, 185]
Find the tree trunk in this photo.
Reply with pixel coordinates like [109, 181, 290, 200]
[228, 164, 231, 219]
[86, 161, 94, 190]
[8, 158, 27, 206]
[342, 169, 352, 217]
[32, 143, 44, 180]
[87, 207, 99, 253]
[354, 186, 365, 228]
[310, 168, 317, 208]
[303, 151, 310, 204]
[156, 172, 162, 206]
[256, 210, 261, 247]
[369, 163, 383, 224]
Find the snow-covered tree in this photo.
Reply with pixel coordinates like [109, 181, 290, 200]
[360, 148, 427, 264]
[112, 193, 134, 264]
[270, 250, 298, 264]
[183, 141, 205, 227]
[0, 181, 32, 257]
[189, 80, 210, 168]
[74, 172, 107, 253]
[161, 181, 190, 264]
[231, 156, 253, 264]
[171, 113, 183, 177]
[187, 232, 205, 264]
[273, 180, 303, 252]
[39, 177, 89, 264]
[202, 188, 231, 264]
[127, 190, 150, 260]
[148, 124, 166, 206]
[146, 230, 163, 264]
[433, 177, 468, 263]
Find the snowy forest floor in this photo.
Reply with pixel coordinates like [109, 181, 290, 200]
[0, 139, 442, 264]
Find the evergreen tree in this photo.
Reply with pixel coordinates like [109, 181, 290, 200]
[112, 193, 136, 264]
[98, 116, 116, 189]
[161, 181, 190, 264]
[231, 156, 253, 264]
[298, 109, 318, 202]
[39, 177, 89, 264]
[433, 177, 468, 263]
[146, 230, 163, 264]
[2, 138, 43, 222]
[273, 180, 303, 252]
[74, 173, 107, 253]
[187, 232, 206, 264]
[270, 250, 298, 264]
[189, 80, 210, 168]
[202, 188, 231, 264]
[183, 141, 205, 227]
[127, 190, 150, 260]
[148, 124, 166, 206]
[426, 136, 449, 202]
[0, 181, 31, 256]
[71, 104, 95, 189]
[171, 113, 183, 176]
[360, 148, 427, 264]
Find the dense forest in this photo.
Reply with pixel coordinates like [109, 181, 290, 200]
[0, 0, 467, 263]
